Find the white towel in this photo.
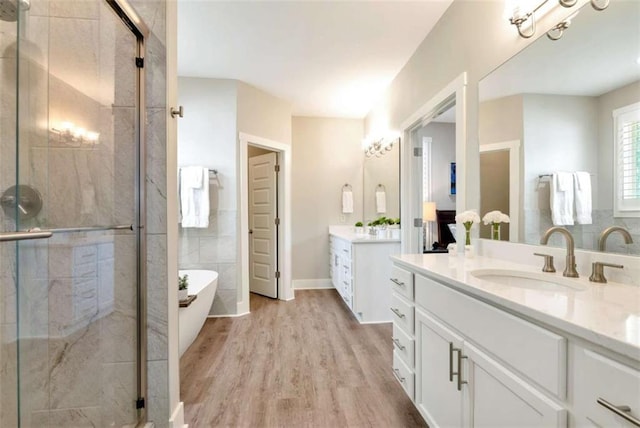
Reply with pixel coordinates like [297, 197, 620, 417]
[181, 166, 204, 189]
[342, 190, 354, 214]
[180, 166, 209, 228]
[550, 172, 574, 225]
[375, 190, 386, 214]
[573, 171, 592, 224]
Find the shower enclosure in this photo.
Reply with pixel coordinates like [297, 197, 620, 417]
[0, 0, 148, 426]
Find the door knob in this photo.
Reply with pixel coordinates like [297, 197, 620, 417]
[249, 229, 253, 234]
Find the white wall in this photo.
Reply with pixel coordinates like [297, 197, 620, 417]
[237, 82, 292, 145]
[177, 77, 292, 316]
[291, 117, 364, 282]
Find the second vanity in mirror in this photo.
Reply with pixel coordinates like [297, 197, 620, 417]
[478, 0, 640, 256]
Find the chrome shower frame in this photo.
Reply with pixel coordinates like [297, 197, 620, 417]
[105, 0, 150, 424]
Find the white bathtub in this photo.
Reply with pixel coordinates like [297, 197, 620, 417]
[178, 269, 218, 357]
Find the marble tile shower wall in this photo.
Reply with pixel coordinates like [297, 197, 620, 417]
[179, 208, 238, 315]
[525, 209, 640, 255]
[0, 0, 169, 426]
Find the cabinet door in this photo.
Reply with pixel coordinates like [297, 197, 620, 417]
[464, 342, 566, 428]
[415, 308, 464, 428]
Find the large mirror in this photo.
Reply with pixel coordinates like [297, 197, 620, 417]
[479, 0, 640, 255]
[363, 141, 400, 224]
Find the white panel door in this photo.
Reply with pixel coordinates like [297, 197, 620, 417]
[249, 152, 277, 298]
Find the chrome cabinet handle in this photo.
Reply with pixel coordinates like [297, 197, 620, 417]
[390, 278, 405, 287]
[392, 338, 406, 350]
[449, 344, 467, 390]
[390, 308, 405, 319]
[0, 230, 52, 242]
[456, 348, 468, 391]
[597, 398, 640, 427]
[393, 368, 405, 383]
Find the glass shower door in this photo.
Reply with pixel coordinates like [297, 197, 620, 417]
[0, 0, 146, 426]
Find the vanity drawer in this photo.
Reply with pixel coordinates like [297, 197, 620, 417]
[573, 347, 640, 428]
[391, 293, 414, 335]
[390, 265, 414, 300]
[392, 322, 415, 368]
[393, 350, 415, 401]
[415, 274, 567, 398]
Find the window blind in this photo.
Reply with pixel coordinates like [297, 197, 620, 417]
[614, 103, 640, 216]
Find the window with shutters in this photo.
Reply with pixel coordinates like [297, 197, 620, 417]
[613, 102, 640, 217]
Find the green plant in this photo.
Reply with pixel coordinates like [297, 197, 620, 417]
[355, 221, 363, 227]
[178, 274, 189, 291]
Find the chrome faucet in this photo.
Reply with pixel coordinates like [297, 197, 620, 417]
[540, 227, 579, 278]
[598, 226, 633, 251]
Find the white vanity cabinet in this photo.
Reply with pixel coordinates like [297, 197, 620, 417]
[572, 346, 640, 427]
[390, 254, 640, 428]
[413, 275, 566, 428]
[329, 231, 400, 323]
[390, 265, 415, 399]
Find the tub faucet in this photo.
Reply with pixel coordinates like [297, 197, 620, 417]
[540, 227, 579, 278]
[598, 226, 633, 251]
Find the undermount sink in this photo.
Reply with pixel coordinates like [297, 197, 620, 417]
[470, 269, 588, 291]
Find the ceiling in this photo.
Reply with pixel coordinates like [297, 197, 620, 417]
[178, 0, 453, 119]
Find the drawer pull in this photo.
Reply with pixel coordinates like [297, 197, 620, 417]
[392, 337, 406, 350]
[449, 342, 455, 382]
[597, 398, 640, 427]
[390, 308, 405, 319]
[449, 344, 467, 391]
[393, 368, 405, 383]
[390, 278, 405, 287]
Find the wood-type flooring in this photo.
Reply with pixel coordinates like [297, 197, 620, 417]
[180, 289, 427, 427]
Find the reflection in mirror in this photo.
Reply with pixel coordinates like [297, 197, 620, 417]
[363, 140, 399, 224]
[479, 0, 640, 255]
[416, 103, 456, 251]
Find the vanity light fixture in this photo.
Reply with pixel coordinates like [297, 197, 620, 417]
[363, 132, 399, 158]
[50, 121, 100, 146]
[507, 0, 609, 40]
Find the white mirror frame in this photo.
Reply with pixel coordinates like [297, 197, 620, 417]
[479, 140, 521, 242]
[400, 72, 468, 254]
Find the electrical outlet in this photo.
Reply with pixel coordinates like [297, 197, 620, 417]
[340, 214, 346, 223]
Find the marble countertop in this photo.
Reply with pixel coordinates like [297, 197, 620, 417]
[329, 226, 400, 244]
[391, 253, 640, 361]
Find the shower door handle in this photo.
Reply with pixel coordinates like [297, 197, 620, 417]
[0, 230, 53, 242]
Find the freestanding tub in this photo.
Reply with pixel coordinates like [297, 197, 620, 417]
[178, 269, 218, 357]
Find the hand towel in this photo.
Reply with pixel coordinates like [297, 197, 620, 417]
[573, 171, 592, 224]
[180, 166, 209, 228]
[551, 172, 574, 225]
[181, 166, 204, 189]
[375, 190, 387, 214]
[342, 190, 354, 214]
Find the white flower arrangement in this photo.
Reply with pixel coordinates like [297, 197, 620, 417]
[455, 210, 481, 226]
[455, 210, 480, 246]
[482, 210, 510, 225]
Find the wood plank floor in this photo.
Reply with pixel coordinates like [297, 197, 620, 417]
[180, 289, 427, 427]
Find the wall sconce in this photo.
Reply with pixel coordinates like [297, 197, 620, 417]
[506, 0, 609, 40]
[363, 132, 399, 158]
[50, 121, 100, 146]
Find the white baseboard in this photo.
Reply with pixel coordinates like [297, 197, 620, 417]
[207, 311, 250, 319]
[169, 402, 185, 428]
[293, 279, 333, 290]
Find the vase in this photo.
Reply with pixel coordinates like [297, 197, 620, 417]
[178, 289, 188, 301]
[465, 227, 472, 246]
[491, 223, 501, 240]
